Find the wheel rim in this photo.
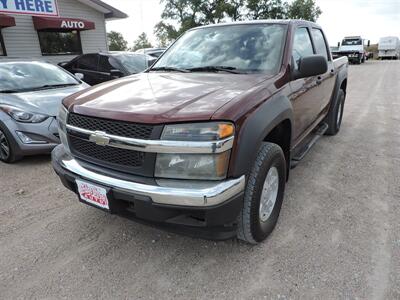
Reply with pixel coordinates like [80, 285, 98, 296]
[336, 100, 343, 128]
[0, 129, 10, 161]
[259, 166, 279, 222]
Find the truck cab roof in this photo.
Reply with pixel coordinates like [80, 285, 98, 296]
[191, 19, 321, 30]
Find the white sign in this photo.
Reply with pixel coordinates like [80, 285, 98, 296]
[61, 20, 85, 29]
[0, 0, 59, 16]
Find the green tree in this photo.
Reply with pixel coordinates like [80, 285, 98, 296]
[155, 0, 237, 45]
[287, 0, 322, 22]
[154, 0, 323, 45]
[131, 32, 153, 51]
[154, 21, 179, 47]
[246, 0, 287, 20]
[107, 31, 128, 51]
[225, 0, 245, 21]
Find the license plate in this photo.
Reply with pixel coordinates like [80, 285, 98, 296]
[76, 180, 109, 210]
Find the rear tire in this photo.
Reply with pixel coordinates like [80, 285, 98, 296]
[237, 142, 286, 244]
[325, 89, 345, 136]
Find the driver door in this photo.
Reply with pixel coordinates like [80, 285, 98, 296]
[289, 27, 320, 143]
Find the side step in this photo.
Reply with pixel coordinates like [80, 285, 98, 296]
[291, 123, 328, 169]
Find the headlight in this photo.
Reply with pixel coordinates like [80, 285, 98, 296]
[0, 104, 48, 123]
[155, 122, 234, 180]
[155, 151, 231, 180]
[58, 104, 71, 153]
[161, 122, 234, 141]
[58, 104, 68, 131]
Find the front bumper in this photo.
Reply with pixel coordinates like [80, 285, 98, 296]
[1, 116, 60, 156]
[52, 145, 245, 239]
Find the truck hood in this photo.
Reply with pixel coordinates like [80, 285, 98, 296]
[64, 72, 269, 124]
[0, 84, 88, 117]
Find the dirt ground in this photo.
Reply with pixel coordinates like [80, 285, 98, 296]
[0, 60, 399, 299]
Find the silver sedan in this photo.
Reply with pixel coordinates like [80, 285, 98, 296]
[0, 60, 89, 163]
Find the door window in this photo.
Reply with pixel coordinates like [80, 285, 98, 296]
[98, 56, 113, 73]
[0, 30, 6, 56]
[292, 27, 314, 70]
[312, 29, 329, 60]
[77, 54, 98, 71]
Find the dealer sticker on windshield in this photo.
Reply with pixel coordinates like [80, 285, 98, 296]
[76, 180, 109, 210]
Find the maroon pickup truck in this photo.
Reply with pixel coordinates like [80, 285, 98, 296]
[52, 20, 348, 244]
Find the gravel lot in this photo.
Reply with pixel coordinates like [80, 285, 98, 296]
[0, 60, 399, 299]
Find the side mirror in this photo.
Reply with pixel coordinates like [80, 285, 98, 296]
[110, 69, 123, 79]
[74, 73, 84, 80]
[293, 55, 328, 80]
[367, 40, 370, 47]
[337, 42, 340, 47]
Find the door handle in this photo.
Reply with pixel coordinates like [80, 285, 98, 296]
[316, 76, 322, 85]
[329, 69, 335, 76]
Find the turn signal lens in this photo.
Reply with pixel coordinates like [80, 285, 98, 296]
[218, 123, 234, 139]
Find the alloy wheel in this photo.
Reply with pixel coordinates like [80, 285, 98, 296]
[259, 166, 279, 222]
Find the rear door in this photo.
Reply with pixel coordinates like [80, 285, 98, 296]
[289, 27, 320, 143]
[74, 54, 100, 85]
[97, 55, 114, 83]
[310, 28, 336, 118]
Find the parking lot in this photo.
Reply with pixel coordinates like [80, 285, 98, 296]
[0, 60, 399, 299]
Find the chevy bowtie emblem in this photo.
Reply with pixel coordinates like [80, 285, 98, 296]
[89, 131, 110, 146]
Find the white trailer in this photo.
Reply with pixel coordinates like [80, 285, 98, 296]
[378, 36, 400, 60]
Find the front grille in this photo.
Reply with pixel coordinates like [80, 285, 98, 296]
[69, 136, 145, 168]
[68, 113, 153, 139]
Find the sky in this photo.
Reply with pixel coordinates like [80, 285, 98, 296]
[102, 0, 400, 47]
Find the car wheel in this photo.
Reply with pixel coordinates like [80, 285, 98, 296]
[237, 142, 286, 244]
[325, 89, 345, 136]
[0, 125, 20, 163]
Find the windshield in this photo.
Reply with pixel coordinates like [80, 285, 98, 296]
[342, 39, 362, 46]
[113, 54, 149, 74]
[0, 61, 79, 93]
[153, 24, 287, 74]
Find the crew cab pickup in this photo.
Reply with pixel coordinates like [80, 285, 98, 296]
[52, 20, 348, 244]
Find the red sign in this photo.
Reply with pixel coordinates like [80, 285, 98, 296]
[32, 16, 95, 31]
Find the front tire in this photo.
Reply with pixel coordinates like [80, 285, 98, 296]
[0, 124, 21, 163]
[237, 142, 286, 244]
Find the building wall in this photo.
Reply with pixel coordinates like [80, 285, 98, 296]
[1, 0, 108, 64]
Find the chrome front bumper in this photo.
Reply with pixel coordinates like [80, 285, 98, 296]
[52, 145, 245, 207]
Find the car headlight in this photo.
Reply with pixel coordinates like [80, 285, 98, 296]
[0, 104, 48, 123]
[161, 122, 234, 141]
[58, 104, 71, 153]
[155, 122, 234, 180]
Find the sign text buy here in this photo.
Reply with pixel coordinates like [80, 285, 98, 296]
[0, 0, 59, 16]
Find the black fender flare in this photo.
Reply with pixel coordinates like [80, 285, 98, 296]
[326, 67, 347, 117]
[231, 94, 293, 177]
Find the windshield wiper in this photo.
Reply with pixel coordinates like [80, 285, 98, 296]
[0, 83, 79, 93]
[149, 66, 190, 73]
[34, 83, 79, 90]
[187, 66, 241, 74]
[0, 89, 21, 93]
